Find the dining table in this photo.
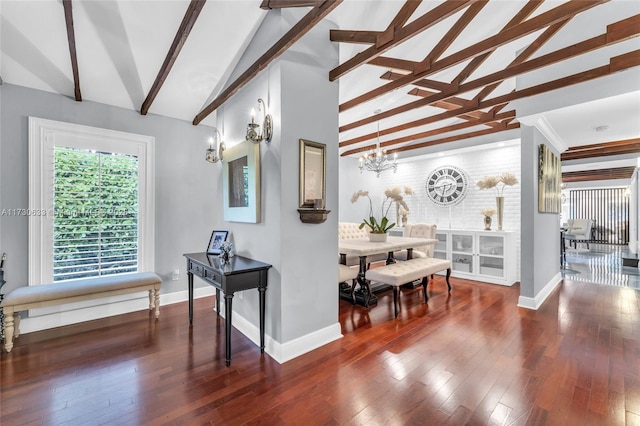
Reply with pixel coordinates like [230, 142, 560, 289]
[339, 235, 438, 306]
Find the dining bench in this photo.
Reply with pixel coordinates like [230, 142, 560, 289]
[365, 257, 451, 318]
[1, 272, 162, 352]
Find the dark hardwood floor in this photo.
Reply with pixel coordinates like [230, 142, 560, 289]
[1, 276, 639, 425]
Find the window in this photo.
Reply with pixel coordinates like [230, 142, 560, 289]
[29, 117, 155, 285]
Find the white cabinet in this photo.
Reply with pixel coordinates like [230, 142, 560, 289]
[434, 230, 516, 286]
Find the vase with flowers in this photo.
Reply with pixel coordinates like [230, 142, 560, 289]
[481, 207, 496, 230]
[351, 186, 412, 242]
[476, 173, 518, 230]
[218, 241, 234, 265]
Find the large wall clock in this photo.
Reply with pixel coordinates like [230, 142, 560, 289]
[425, 165, 469, 206]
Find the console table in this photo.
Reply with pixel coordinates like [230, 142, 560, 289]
[184, 252, 272, 366]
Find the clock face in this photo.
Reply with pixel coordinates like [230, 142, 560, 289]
[426, 165, 469, 206]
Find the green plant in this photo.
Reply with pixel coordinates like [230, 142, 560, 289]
[351, 187, 411, 234]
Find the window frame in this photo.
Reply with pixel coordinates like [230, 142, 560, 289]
[28, 117, 155, 286]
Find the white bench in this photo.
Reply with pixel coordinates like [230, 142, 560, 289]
[365, 258, 451, 318]
[1, 272, 162, 352]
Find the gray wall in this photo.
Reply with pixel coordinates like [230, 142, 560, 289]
[0, 83, 217, 296]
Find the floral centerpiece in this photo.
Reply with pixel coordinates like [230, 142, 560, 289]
[351, 186, 411, 240]
[398, 206, 410, 226]
[476, 173, 518, 231]
[218, 241, 234, 263]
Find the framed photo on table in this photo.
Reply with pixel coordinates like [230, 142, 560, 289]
[207, 230, 229, 254]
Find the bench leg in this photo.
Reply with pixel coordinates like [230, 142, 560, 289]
[445, 268, 452, 292]
[154, 289, 160, 319]
[4, 313, 15, 352]
[422, 276, 429, 303]
[393, 287, 399, 318]
[350, 279, 357, 305]
[148, 289, 154, 309]
[13, 314, 20, 338]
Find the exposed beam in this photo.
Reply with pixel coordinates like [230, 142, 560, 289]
[330, 30, 379, 44]
[339, 0, 605, 112]
[339, 109, 515, 149]
[561, 138, 640, 161]
[329, 1, 473, 81]
[341, 121, 520, 157]
[339, 50, 640, 145]
[260, 0, 317, 9]
[62, 0, 81, 101]
[562, 167, 636, 183]
[193, 0, 342, 125]
[340, 14, 639, 134]
[141, 0, 206, 116]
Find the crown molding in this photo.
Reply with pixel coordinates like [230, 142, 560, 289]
[517, 114, 567, 153]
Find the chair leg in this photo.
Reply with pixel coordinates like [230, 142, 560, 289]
[422, 276, 429, 303]
[350, 279, 357, 305]
[445, 268, 452, 292]
[393, 287, 399, 318]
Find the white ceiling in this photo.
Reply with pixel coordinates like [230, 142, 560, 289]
[1, 0, 639, 172]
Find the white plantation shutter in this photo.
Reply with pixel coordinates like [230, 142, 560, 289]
[29, 117, 155, 286]
[52, 147, 139, 281]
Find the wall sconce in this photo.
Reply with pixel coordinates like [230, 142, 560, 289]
[205, 128, 225, 163]
[246, 98, 273, 144]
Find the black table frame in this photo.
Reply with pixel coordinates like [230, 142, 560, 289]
[184, 252, 271, 366]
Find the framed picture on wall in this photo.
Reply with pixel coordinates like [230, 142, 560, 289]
[538, 144, 562, 213]
[207, 230, 229, 254]
[222, 140, 261, 223]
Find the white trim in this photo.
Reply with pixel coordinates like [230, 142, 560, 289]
[518, 272, 562, 310]
[28, 117, 155, 315]
[517, 115, 567, 153]
[18, 286, 216, 334]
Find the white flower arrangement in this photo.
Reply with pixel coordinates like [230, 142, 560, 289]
[218, 241, 234, 259]
[351, 186, 412, 234]
[476, 172, 519, 196]
[481, 207, 496, 217]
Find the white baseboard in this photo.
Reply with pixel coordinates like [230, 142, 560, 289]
[518, 272, 562, 310]
[15, 286, 342, 365]
[18, 286, 216, 335]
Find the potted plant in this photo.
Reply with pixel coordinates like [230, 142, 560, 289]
[351, 186, 412, 242]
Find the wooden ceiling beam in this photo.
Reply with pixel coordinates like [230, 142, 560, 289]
[141, 0, 206, 116]
[329, 0, 473, 81]
[339, 0, 605, 112]
[339, 50, 639, 145]
[340, 109, 515, 149]
[374, 1, 540, 107]
[340, 14, 639, 134]
[260, 0, 317, 9]
[193, 0, 342, 125]
[341, 121, 520, 157]
[561, 138, 640, 161]
[62, 0, 81, 101]
[330, 30, 379, 44]
[562, 167, 636, 183]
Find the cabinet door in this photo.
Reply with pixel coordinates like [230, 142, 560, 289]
[477, 234, 506, 279]
[451, 232, 474, 274]
[434, 232, 448, 260]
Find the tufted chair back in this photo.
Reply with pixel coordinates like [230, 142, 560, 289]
[338, 222, 386, 266]
[338, 222, 370, 240]
[403, 223, 437, 257]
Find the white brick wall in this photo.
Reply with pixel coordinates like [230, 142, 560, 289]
[340, 143, 522, 280]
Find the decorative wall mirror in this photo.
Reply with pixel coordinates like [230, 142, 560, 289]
[298, 139, 330, 223]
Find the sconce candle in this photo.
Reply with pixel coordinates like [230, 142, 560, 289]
[246, 98, 273, 145]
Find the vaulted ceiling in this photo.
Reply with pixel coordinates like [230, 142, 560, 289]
[1, 0, 639, 183]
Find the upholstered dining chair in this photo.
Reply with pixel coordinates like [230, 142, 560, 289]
[394, 223, 437, 261]
[565, 218, 594, 249]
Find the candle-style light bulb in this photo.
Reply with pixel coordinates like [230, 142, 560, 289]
[208, 137, 214, 149]
[251, 108, 256, 124]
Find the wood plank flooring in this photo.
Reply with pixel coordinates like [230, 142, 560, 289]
[1, 276, 639, 425]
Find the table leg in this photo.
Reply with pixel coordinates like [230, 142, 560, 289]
[224, 292, 234, 367]
[188, 272, 194, 324]
[215, 289, 220, 316]
[358, 256, 372, 307]
[259, 286, 266, 353]
[407, 248, 414, 260]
